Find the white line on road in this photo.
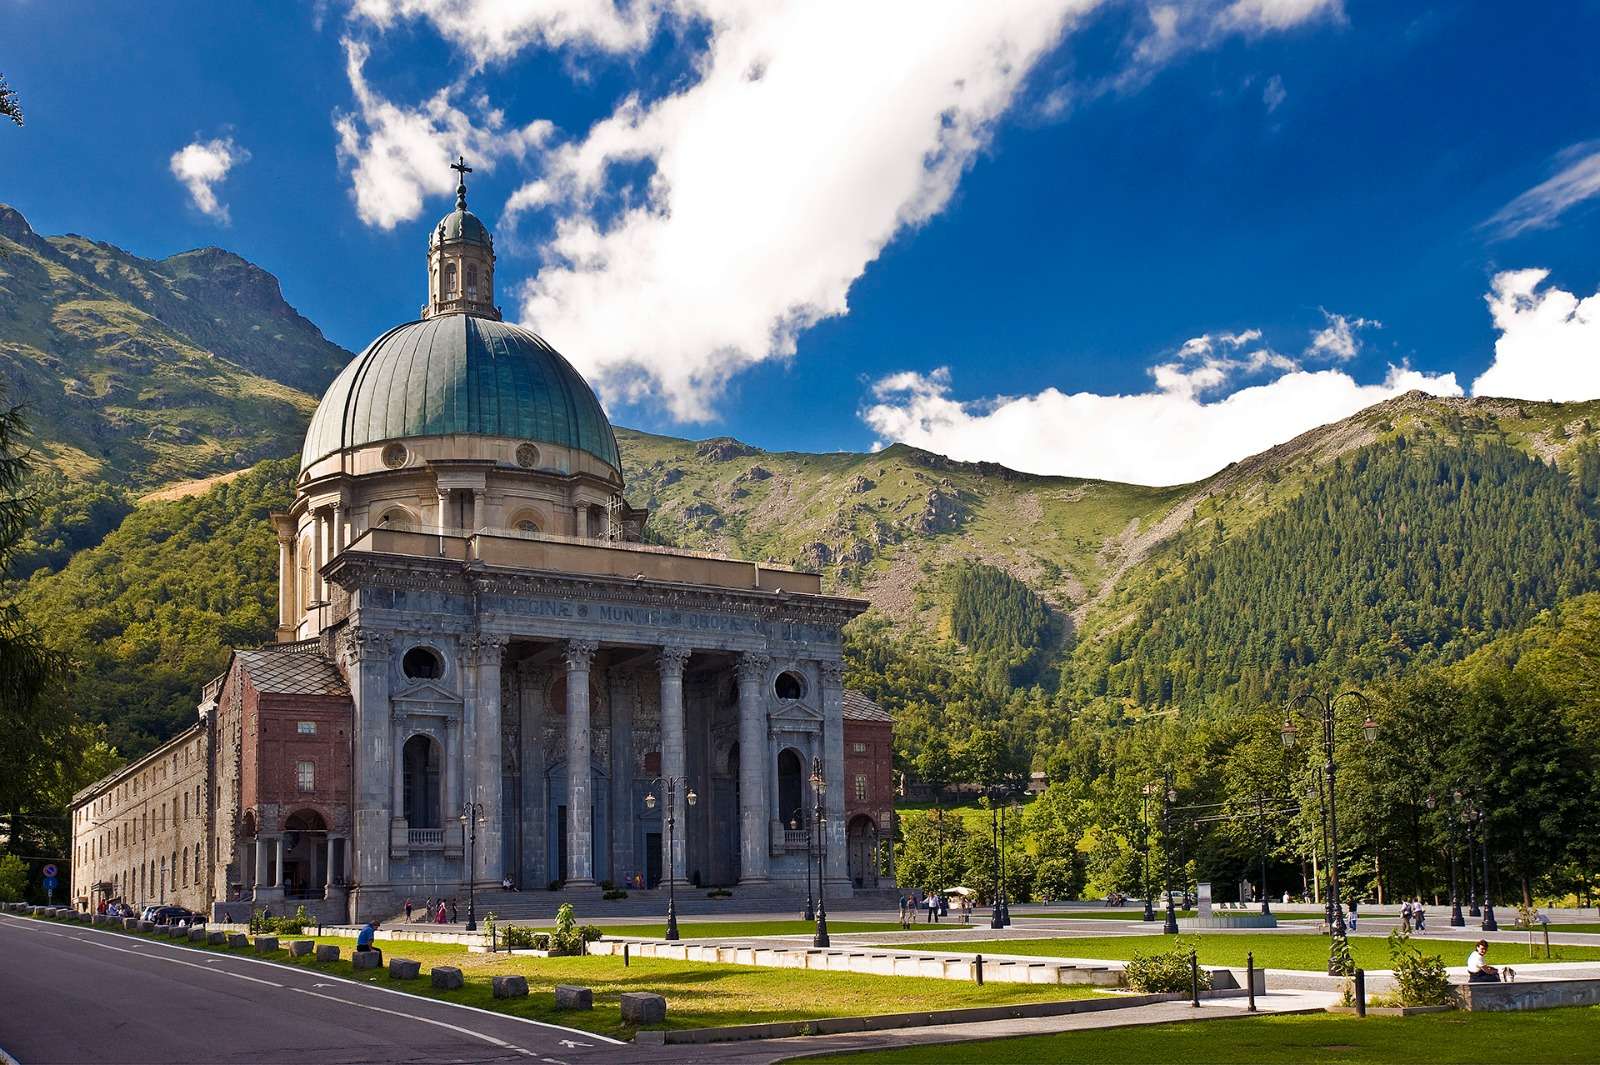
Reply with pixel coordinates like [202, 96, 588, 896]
[0, 1041, 22, 1065]
[289, 985, 535, 1057]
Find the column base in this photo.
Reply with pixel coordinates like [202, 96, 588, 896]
[737, 875, 770, 887]
[563, 878, 600, 892]
[252, 886, 285, 907]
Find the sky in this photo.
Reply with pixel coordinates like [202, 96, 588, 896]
[2, 0, 1599, 485]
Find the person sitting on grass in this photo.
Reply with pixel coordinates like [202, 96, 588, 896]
[356, 918, 382, 964]
[1467, 939, 1500, 983]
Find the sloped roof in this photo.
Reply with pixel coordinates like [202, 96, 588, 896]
[842, 689, 890, 723]
[237, 646, 349, 698]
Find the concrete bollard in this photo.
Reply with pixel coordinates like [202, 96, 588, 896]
[389, 958, 421, 980]
[254, 936, 279, 953]
[189, 927, 209, 942]
[290, 940, 315, 957]
[554, 985, 593, 1010]
[315, 944, 340, 962]
[619, 992, 667, 1025]
[492, 975, 529, 999]
[431, 966, 464, 990]
[352, 950, 382, 970]
[139, 921, 156, 933]
[123, 917, 140, 930]
[168, 925, 188, 938]
[1355, 969, 1367, 1017]
[209, 931, 227, 945]
[227, 933, 249, 948]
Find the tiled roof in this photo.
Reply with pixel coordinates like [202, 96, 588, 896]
[842, 689, 890, 723]
[237, 646, 350, 697]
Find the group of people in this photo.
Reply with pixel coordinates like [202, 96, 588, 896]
[897, 892, 975, 927]
[402, 896, 458, 924]
[1399, 899, 1429, 932]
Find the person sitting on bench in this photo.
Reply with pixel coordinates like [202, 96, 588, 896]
[1467, 939, 1500, 983]
[356, 918, 383, 964]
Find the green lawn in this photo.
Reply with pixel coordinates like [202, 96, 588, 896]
[893, 933, 1600, 971]
[805, 1007, 1600, 1064]
[50, 919, 1103, 1040]
[589, 920, 958, 938]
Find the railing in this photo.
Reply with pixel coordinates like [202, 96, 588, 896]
[783, 829, 810, 852]
[375, 521, 749, 564]
[407, 828, 444, 849]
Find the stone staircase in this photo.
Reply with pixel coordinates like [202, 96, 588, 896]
[391, 885, 900, 923]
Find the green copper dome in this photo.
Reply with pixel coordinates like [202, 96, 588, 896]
[432, 208, 491, 248]
[300, 314, 621, 474]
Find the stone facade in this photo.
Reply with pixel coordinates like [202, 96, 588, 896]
[70, 726, 211, 913]
[842, 691, 895, 889]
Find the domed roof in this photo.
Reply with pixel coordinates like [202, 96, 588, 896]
[300, 314, 620, 474]
[432, 207, 491, 248]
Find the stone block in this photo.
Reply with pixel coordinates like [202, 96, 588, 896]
[138, 920, 156, 933]
[289, 940, 314, 957]
[492, 975, 529, 999]
[122, 917, 139, 930]
[168, 925, 189, 938]
[554, 985, 593, 1010]
[389, 958, 421, 980]
[209, 931, 227, 946]
[254, 936, 279, 953]
[227, 933, 249, 948]
[352, 950, 382, 970]
[189, 928, 209, 942]
[315, 944, 340, 962]
[430, 966, 464, 990]
[619, 992, 667, 1025]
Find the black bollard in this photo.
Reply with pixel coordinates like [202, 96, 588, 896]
[1355, 968, 1366, 1017]
[975, 953, 984, 986]
[1190, 951, 1200, 1008]
[624, 941, 630, 968]
[1247, 951, 1257, 1012]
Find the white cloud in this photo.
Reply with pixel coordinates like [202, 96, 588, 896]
[1126, 0, 1340, 81]
[169, 137, 248, 222]
[333, 38, 552, 230]
[1306, 309, 1378, 361]
[1471, 269, 1600, 402]
[1262, 73, 1286, 112]
[863, 358, 1460, 486]
[1485, 142, 1600, 240]
[348, 0, 662, 64]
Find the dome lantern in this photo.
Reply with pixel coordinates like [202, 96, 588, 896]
[423, 156, 500, 321]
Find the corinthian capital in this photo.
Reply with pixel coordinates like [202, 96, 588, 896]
[656, 644, 692, 676]
[338, 626, 391, 665]
[564, 639, 599, 672]
[465, 632, 508, 666]
[819, 659, 845, 687]
[736, 652, 771, 685]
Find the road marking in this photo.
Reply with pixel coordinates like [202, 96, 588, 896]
[0, 914, 625, 1046]
[0, 1041, 21, 1065]
[288, 986, 535, 1057]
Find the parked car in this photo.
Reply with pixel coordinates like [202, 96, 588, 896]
[147, 906, 202, 926]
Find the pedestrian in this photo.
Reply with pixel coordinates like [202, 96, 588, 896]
[1413, 900, 1426, 932]
[926, 893, 936, 924]
[404, 897, 413, 922]
[356, 917, 383, 964]
[897, 895, 907, 928]
[449, 898, 459, 923]
[1347, 899, 1357, 932]
[421, 896, 432, 922]
[435, 900, 447, 923]
[1400, 900, 1413, 933]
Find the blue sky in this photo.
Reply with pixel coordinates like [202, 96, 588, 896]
[3, 1, 1599, 483]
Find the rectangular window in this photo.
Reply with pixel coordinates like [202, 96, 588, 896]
[296, 761, 315, 792]
[854, 774, 868, 802]
[297, 720, 317, 735]
[852, 742, 867, 754]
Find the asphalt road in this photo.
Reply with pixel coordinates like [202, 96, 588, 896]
[0, 914, 620, 1065]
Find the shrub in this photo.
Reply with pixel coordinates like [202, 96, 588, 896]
[1125, 944, 1211, 994]
[533, 932, 551, 951]
[1388, 928, 1454, 1007]
[580, 924, 603, 943]
[483, 912, 496, 944]
[602, 889, 629, 900]
[502, 924, 539, 949]
[707, 888, 732, 898]
[550, 902, 584, 956]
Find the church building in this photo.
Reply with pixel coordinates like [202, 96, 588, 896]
[70, 163, 895, 921]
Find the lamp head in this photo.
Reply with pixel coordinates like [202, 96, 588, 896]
[1280, 718, 1298, 749]
[1361, 716, 1379, 743]
[687, 788, 698, 807]
[644, 791, 657, 811]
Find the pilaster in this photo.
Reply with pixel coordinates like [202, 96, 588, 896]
[564, 639, 598, 886]
[736, 652, 771, 883]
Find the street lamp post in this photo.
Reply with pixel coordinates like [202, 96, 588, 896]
[810, 757, 830, 948]
[1162, 774, 1179, 935]
[1461, 797, 1481, 918]
[1463, 801, 1498, 932]
[1280, 690, 1378, 976]
[1141, 783, 1156, 922]
[1257, 793, 1272, 917]
[989, 789, 1004, 930]
[459, 800, 486, 932]
[1428, 793, 1466, 927]
[789, 808, 815, 922]
[644, 776, 698, 941]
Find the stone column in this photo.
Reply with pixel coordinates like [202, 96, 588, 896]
[310, 511, 324, 605]
[736, 653, 771, 884]
[471, 489, 485, 533]
[607, 668, 635, 888]
[820, 660, 849, 889]
[253, 838, 269, 889]
[341, 626, 393, 920]
[564, 640, 598, 886]
[273, 837, 285, 888]
[437, 488, 450, 535]
[324, 837, 339, 896]
[274, 523, 295, 631]
[392, 719, 407, 833]
[467, 634, 507, 886]
[657, 646, 691, 884]
[332, 500, 345, 557]
[517, 664, 547, 888]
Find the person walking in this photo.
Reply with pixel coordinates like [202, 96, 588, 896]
[1413, 900, 1426, 932]
[1347, 898, 1358, 932]
[449, 898, 459, 923]
[1400, 900, 1413, 933]
[435, 900, 447, 923]
[404, 897, 413, 922]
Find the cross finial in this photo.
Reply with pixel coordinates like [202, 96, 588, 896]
[451, 155, 472, 209]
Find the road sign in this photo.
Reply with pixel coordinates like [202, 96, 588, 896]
[42, 864, 58, 878]
[43, 876, 58, 893]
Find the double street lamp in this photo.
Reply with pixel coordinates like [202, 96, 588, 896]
[643, 776, 697, 941]
[1280, 690, 1378, 976]
[987, 791, 1017, 929]
[1140, 783, 1157, 922]
[1161, 774, 1179, 935]
[809, 757, 830, 948]
[788, 807, 815, 923]
[1426, 792, 1466, 927]
[1459, 798, 1497, 932]
[460, 800, 487, 932]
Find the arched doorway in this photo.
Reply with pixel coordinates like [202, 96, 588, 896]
[282, 809, 328, 899]
[402, 734, 442, 830]
[848, 814, 880, 889]
[777, 748, 805, 826]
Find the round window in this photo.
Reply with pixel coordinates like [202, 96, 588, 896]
[402, 647, 443, 681]
[382, 442, 409, 469]
[515, 443, 540, 469]
[774, 670, 806, 700]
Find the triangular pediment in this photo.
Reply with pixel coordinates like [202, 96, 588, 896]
[770, 700, 822, 724]
[392, 679, 462, 707]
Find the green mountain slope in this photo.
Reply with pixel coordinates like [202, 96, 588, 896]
[0, 204, 349, 486]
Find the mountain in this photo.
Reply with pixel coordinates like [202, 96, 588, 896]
[0, 204, 348, 486]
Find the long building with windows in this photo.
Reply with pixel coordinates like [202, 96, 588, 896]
[70, 164, 896, 920]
